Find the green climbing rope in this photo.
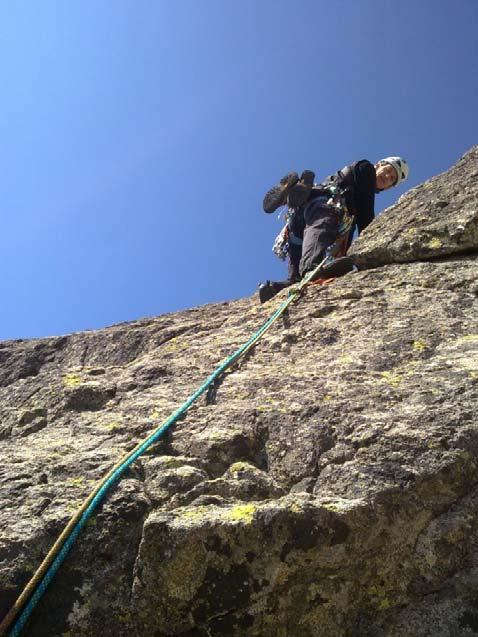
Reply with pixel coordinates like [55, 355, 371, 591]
[0, 255, 335, 637]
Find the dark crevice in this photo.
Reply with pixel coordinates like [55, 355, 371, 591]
[357, 248, 478, 273]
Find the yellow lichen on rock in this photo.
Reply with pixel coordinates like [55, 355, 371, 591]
[412, 339, 428, 351]
[104, 421, 121, 431]
[457, 334, 478, 343]
[64, 374, 82, 387]
[181, 506, 209, 521]
[224, 503, 256, 523]
[380, 371, 404, 387]
[229, 461, 250, 473]
[427, 237, 443, 249]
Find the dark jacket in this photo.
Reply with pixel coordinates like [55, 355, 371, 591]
[289, 159, 376, 240]
[313, 159, 376, 234]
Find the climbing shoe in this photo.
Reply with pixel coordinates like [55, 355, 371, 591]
[263, 172, 299, 213]
[288, 170, 315, 209]
[258, 280, 289, 303]
[308, 256, 356, 281]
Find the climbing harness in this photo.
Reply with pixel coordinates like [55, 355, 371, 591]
[1, 221, 354, 637]
[272, 185, 355, 262]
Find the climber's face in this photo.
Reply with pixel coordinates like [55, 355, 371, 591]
[375, 163, 398, 190]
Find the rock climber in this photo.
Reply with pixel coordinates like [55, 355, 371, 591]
[258, 156, 409, 303]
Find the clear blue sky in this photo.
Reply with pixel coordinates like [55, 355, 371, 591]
[1, 1, 477, 340]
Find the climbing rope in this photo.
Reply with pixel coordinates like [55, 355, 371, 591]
[1, 212, 356, 636]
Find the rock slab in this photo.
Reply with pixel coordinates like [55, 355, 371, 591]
[1, 146, 478, 636]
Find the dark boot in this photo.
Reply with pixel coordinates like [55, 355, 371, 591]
[263, 172, 299, 213]
[309, 256, 355, 281]
[258, 280, 290, 303]
[288, 170, 315, 209]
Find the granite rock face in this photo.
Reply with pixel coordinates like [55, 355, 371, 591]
[1, 146, 478, 636]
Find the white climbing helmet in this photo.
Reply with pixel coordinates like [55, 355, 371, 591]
[378, 156, 409, 186]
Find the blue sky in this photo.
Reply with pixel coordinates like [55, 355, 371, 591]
[1, 0, 477, 340]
